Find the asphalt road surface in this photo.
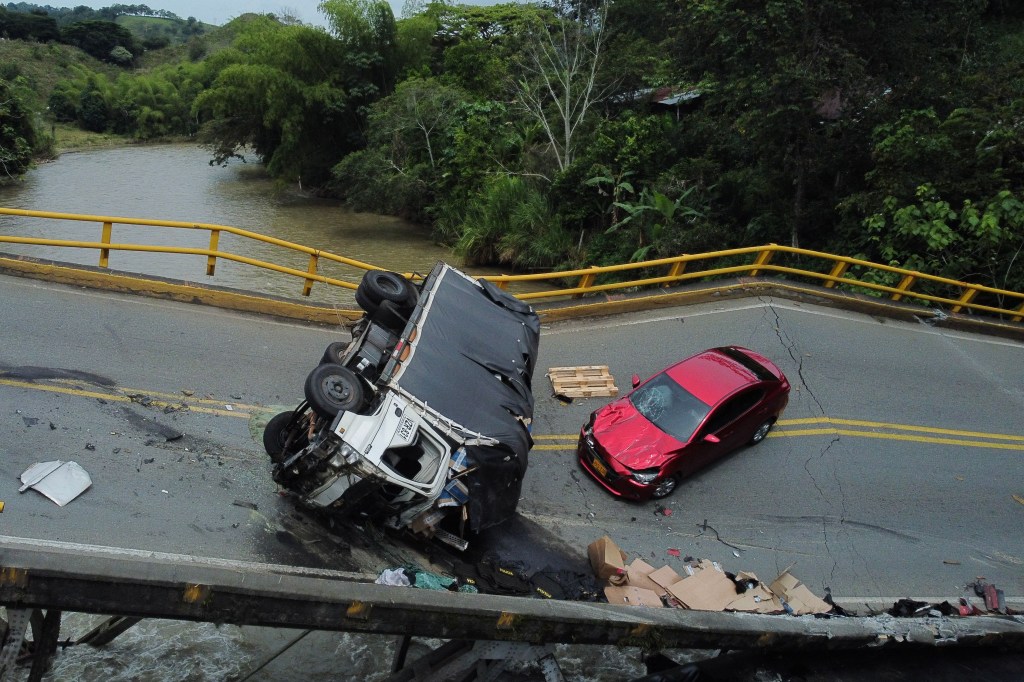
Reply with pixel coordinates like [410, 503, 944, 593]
[2, 273, 1022, 606]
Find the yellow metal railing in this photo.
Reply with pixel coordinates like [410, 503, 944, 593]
[2, 208, 1023, 324]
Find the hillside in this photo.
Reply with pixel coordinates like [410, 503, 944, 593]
[0, 40, 122, 111]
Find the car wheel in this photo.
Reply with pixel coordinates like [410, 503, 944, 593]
[359, 271, 417, 309]
[304, 363, 365, 418]
[650, 474, 679, 499]
[263, 410, 307, 463]
[749, 419, 774, 444]
[320, 341, 347, 365]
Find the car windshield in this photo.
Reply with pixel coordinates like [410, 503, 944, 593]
[628, 373, 710, 442]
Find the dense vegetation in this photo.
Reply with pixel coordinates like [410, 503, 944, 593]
[2, 0, 1023, 295]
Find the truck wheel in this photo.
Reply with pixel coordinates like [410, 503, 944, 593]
[320, 341, 347, 365]
[263, 410, 306, 463]
[305, 363, 365, 418]
[359, 271, 418, 310]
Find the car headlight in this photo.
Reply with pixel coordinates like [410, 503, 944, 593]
[631, 469, 660, 485]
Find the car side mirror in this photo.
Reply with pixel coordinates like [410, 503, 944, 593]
[631, 374, 640, 388]
[703, 433, 721, 444]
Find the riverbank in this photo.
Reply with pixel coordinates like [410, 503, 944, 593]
[46, 124, 192, 154]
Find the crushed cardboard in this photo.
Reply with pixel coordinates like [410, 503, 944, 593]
[588, 535, 831, 615]
[666, 560, 738, 611]
[604, 585, 664, 608]
[625, 559, 667, 597]
[770, 570, 831, 615]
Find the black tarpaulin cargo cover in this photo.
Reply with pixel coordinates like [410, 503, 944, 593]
[388, 263, 540, 530]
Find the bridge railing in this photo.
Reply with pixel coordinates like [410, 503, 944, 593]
[2, 208, 1022, 323]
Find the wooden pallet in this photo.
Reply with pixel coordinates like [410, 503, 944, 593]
[547, 365, 619, 398]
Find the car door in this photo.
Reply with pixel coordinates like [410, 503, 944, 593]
[696, 387, 767, 463]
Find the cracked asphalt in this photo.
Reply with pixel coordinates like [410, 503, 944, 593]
[2, 273, 1022, 606]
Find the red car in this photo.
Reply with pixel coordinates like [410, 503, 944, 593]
[577, 346, 790, 500]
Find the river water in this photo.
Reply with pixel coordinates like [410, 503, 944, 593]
[0, 145, 655, 681]
[0, 143, 462, 306]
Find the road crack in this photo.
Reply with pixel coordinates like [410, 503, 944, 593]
[760, 297, 847, 589]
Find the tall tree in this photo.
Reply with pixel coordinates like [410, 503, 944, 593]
[512, 0, 611, 176]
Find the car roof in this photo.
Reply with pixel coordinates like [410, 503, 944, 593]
[664, 347, 775, 406]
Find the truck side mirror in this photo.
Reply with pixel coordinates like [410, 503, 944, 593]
[631, 374, 640, 388]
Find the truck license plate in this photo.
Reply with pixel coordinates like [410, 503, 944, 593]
[591, 457, 607, 478]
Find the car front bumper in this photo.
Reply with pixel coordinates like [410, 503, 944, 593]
[576, 432, 653, 501]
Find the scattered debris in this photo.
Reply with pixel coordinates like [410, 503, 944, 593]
[22, 416, 38, 427]
[128, 394, 153, 407]
[547, 366, 618, 398]
[182, 389, 195, 397]
[0, 500, 5, 512]
[232, 499, 258, 511]
[225, 404, 234, 411]
[943, 560, 961, 565]
[18, 461, 92, 506]
[1013, 494, 1024, 506]
[85, 443, 95, 451]
[376, 568, 411, 587]
[49, 422, 57, 430]
[667, 549, 681, 557]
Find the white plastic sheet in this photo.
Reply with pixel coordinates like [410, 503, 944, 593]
[19, 460, 92, 506]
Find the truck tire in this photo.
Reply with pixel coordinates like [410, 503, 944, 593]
[263, 410, 307, 463]
[358, 271, 418, 313]
[320, 341, 347, 365]
[305, 363, 365, 418]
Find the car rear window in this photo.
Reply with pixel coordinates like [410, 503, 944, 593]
[629, 374, 711, 443]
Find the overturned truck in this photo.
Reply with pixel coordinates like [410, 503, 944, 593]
[263, 262, 540, 549]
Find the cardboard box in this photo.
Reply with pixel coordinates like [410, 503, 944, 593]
[588, 536, 627, 583]
[648, 564, 683, 591]
[769, 570, 831, 615]
[604, 585, 664, 608]
[625, 559, 667, 596]
[666, 561, 737, 611]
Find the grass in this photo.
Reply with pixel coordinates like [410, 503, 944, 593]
[48, 123, 133, 153]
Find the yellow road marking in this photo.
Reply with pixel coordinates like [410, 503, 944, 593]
[533, 420, 1024, 452]
[779, 417, 1024, 442]
[771, 428, 1024, 450]
[6, 376, 1022, 450]
[0, 377, 250, 418]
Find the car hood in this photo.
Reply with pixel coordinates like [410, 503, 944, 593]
[592, 398, 684, 470]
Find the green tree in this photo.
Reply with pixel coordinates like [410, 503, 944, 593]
[865, 184, 1024, 293]
[60, 19, 139, 64]
[0, 76, 37, 180]
[668, 0, 987, 248]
